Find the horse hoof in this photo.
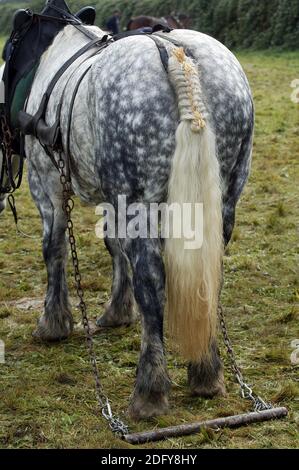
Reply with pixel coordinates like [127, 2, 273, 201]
[128, 393, 169, 421]
[96, 302, 138, 328]
[188, 347, 226, 399]
[189, 371, 226, 398]
[190, 383, 226, 398]
[32, 315, 73, 342]
[32, 328, 70, 342]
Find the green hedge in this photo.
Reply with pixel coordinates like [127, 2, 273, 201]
[1, 0, 298, 49]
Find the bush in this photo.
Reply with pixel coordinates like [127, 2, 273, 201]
[0, 0, 298, 49]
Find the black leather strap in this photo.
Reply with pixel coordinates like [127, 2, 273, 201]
[112, 29, 170, 72]
[18, 25, 176, 185]
[18, 34, 109, 141]
[147, 35, 169, 72]
[64, 63, 93, 182]
[40, 35, 108, 109]
[43, 3, 81, 24]
[34, 13, 79, 25]
[113, 24, 172, 42]
[153, 32, 195, 60]
[74, 23, 101, 41]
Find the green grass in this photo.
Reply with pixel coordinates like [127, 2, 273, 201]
[0, 45, 298, 448]
[0, 37, 5, 54]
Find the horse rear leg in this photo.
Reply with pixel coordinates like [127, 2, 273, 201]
[188, 341, 225, 397]
[122, 237, 171, 420]
[28, 165, 73, 341]
[97, 235, 137, 327]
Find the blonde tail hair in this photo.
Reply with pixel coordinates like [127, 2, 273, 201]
[165, 47, 223, 362]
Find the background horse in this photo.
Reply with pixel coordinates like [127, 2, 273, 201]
[127, 13, 191, 30]
[20, 25, 253, 420]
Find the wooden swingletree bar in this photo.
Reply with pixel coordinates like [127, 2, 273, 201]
[124, 407, 288, 445]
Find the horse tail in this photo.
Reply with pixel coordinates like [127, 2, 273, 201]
[126, 19, 133, 31]
[165, 47, 223, 362]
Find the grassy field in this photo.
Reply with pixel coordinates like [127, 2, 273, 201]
[0, 37, 5, 57]
[0, 41, 298, 448]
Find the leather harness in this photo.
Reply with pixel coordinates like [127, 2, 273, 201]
[0, 2, 98, 194]
[18, 24, 173, 182]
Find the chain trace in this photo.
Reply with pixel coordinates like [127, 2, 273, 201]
[218, 304, 273, 412]
[57, 150, 129, 437]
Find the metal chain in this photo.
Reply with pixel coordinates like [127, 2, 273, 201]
[57, 151, 129, 437]
[51, 149, 272, 431]
[1, 115, 24, 194]
[0, 116, 13, 193]
[1, 116, 13, 146]
[218, 303, 273, 412]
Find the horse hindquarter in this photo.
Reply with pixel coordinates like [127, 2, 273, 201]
[24, 26, 253, 418]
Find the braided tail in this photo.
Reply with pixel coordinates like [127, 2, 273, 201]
[165, 47, 223, 362]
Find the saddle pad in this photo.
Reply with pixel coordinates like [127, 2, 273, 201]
[10, 66, 38, 128]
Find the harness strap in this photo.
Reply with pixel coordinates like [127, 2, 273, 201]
[7, 194, 18, 225]
[7, 145, 24, 192]
[34, 13, 80, 26]
[147, 35, 170, 71]
[74, 23, 103, 41]
[42, 33, 109, 101]
[113, 25, 172, 41]
[18, 34, 109, 141]
[112, 28, 171, 71]
[0, 116, 24, 193]
[65, 63, 93, 182]
[1, 11, 103, 196]
[153, 32, 195, 59]
[57, 46, 104, 181]
[60, 31, 171, 184]
[43, 3, 81, 24]
[18, 27, 174, 188]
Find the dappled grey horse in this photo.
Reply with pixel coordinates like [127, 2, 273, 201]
[3, 25, 253, 418]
